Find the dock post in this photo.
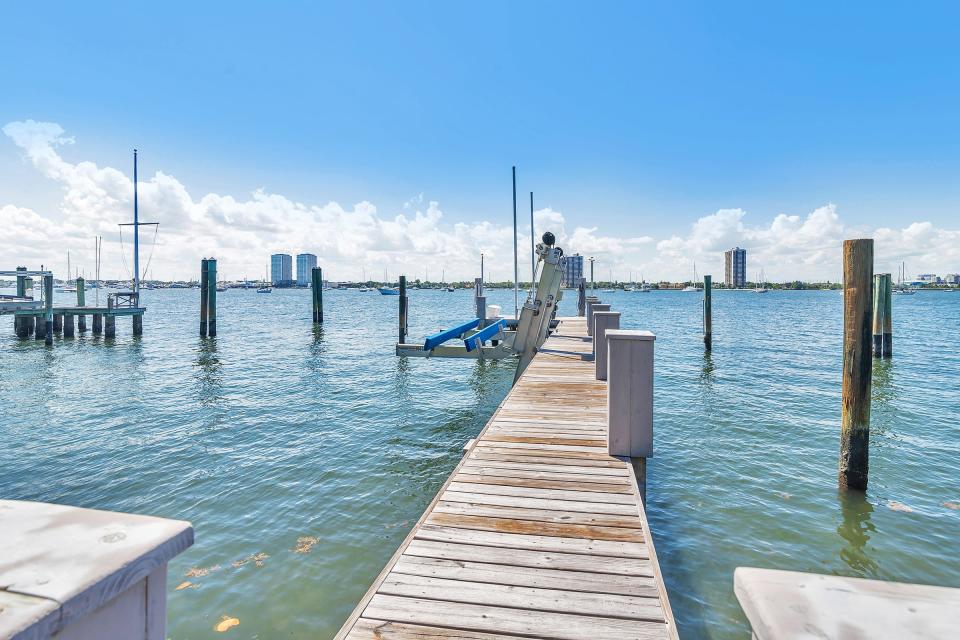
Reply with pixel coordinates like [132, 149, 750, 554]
[703, 274, 712, 350]
[43, 274, 53, 345]
[840, 239, 873, 491]
[53, 313, 62, 332]
[474, 277, 487, 324]
[76, 276, 87, 332]
[585, 296, 600, 335]
[93, 314, 103, 335]
[871, 274, 884, 357]
[63, 313, 74, 338]
[578, 277, 586, 316]
[593, 310, 621, 381]
[882, 274, 893, 357]
[199, 258, 209, 337]
[399, 275, 408, 344]
[207, 258, 217, 337]
[606, 329, 656, 503]
[132, 313, 143, 336]
[588, 303, 610, 337]
[34, 315, 46, 340]
[311, 266, 323, 323]
[105, 314, 116, 338]
[14, 266, 28, 337]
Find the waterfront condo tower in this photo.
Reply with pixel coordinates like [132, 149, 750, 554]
[725, 247, 747, 288]
[271, 253, 293, 286]
[563, 253, 584, 287]
[296, 253, 318, 286]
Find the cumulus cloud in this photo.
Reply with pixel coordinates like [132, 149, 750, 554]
[2, 119, 959, 283]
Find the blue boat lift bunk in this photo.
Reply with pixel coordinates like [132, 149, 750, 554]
[395, 232, 567, 380]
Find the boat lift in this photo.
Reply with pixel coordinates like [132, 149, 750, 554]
[395, 232, 566, 382]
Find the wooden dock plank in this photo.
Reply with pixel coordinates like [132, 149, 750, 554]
[335, 317, 675, 640]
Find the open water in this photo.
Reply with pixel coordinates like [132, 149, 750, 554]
[1, 286, 958, 638]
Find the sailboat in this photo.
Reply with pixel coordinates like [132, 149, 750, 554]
[893, 262, 916, 295]
[257, 264, 272, 293]
[755, 269, 769, 293]
[378, 267, 399, 294]
[57, 252, 78, 292]
[441, 269, 454, 292]
[681, 261, 701, 291]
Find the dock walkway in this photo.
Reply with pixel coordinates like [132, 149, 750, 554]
[337, 316, 676, 639]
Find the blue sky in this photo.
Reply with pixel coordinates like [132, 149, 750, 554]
[2, 2, 959, 280]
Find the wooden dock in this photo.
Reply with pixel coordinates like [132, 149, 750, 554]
[337, 316, 676, 640]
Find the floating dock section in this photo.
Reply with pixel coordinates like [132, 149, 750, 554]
[337, 316, 676, 639]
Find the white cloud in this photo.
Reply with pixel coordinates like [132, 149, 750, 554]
[2, 119, 959, 283]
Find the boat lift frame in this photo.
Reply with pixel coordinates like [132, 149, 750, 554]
[395, 234, 565, 379]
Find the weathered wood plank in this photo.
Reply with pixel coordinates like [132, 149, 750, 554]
[362, 595, 670, 640]
[426, 512, 644, 542]
[392, 555, 658, 597]
[440, 490, 639, 516]
[446, 481, 638, 505]
[348, 618, 527, 640]
[378, 574, 665, 621]
[414, 524, 648, 558]
[461, 459, 629, 477]
[453, 472, 633, 494]
[433, 500, 642, 529]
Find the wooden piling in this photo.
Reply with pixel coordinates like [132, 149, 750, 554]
[104, 314, 116, 338]
[14, 267, 27, 337]
[882, 273, 892, 357]
[34, 315, 46, 341]
[593, 310, 621, 381]
[43, 275, 53, 345]
[703, 274, 712, 351]
[93, 314, 103, 335]
[207, 258, 217, 337]
[871, 274, 884, 357]
[132, 314, 143, 336]
[840, 239, 873, 491]
[199, 258, 209, 337]
[578, 277, 586, 316]
[76, 276, 87, 332]
[399, 275, 408, 344]
[63, 314, 74, 338]
[53, 313, 63, 332]
[311, 266, 323, 323]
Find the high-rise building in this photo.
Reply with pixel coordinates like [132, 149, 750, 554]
[271, 253, 293, 286]
[296, 253, 318, 286]
[562, 253, 584, 287]
[724, 247, 747, 288]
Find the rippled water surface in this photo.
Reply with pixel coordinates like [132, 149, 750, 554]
[2, 287, 958, 638]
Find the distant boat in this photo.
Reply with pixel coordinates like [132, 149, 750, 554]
[893, 261, 917, 295]
[358, 287, 373, 292]
[602, 288, 615, 293]
[681, 261, 701, 292]
[378, 287, 400, 295]
[216, 286, 227, 292]
[755, 269, 769, 293]
[257, 265, 272, 293]
[640, 282, 652, 292]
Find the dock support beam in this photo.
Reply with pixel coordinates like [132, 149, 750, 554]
[105, 314, 116, 338]
[133, 313, 143, 336]
[93, 314, 103, 334]
[207, 259, 217, 337]
[840, 239, 873, 491]
[593, 310, 620, 381]
[312, 266, 323, 323]
[606, 329, 656, 504]
[399, 275, 408, 344]
[703, 274, 712, 350]
[35, 315, 46, 341]
[199, 258, 209, 337]
[63, 314, 74, 338]
[53, 313, 63, 332]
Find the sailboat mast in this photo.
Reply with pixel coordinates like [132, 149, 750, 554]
[529, 191, 535, 288]
[133, 149, 140, 296]
[512, 166, 519, 318]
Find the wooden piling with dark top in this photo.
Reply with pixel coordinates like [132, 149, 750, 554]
[311, 267, 323, 323]
[93, 314, 102, 334]
[206, 258, 217, 337]
[703, 274, 712, 350]
[578, 277, 587, 316]
[872, 274, 884, 357]
[76, 276, 87, 332]
[199, 258, 209, 337]
[398, 275, 408, 344]
[63, 313, 74, 338]
[840, 239, 873, 491]
[104, 314, 116, 338]
[882, 274, 892, 357]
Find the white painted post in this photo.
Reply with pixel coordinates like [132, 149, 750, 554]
[588, 302, 609, 337]
[606, 330, 656, 458]
[585, 296, 599, 331]
[0, 500, 193, 640]
[593, 310, 621, 380]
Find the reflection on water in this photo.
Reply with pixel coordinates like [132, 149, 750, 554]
[698, 350, 715, 386]
[194, 338, 223, 410]
[837, 491, 879, 576]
